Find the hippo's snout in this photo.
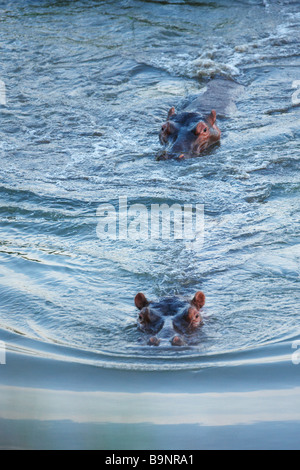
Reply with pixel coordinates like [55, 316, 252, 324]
[156, 150, 185, 161]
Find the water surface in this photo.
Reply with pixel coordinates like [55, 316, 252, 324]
[0, 0, 299, 449]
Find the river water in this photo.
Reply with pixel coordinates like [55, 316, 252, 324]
[0, 0, 299, 449]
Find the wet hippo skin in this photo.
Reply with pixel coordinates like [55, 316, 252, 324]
[135, 292, 205, 346]
[157, 78, 244, 160]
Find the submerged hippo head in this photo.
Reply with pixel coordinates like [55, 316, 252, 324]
[158, 107, 221, 160]
[134, 291, 205, 346]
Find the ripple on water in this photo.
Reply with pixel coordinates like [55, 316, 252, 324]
[0, 0, 299, 371]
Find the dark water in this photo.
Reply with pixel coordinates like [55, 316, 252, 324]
[0, 0, 300, 449]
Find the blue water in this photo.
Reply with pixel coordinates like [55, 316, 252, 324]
[0, 0, 299, 449]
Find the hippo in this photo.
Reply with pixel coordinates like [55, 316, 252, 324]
[157, 78, 244, 160]
[135, 291, 205, 346]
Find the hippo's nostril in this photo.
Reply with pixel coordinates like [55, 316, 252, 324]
[148, 336, 160, 346]
[171, 336, 185, 347]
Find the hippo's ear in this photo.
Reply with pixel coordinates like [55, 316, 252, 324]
[206, 110, 217, 126]
[167, 107, 176, 119]
[135, 293, 149, 310]
[191, 291, 206, 310]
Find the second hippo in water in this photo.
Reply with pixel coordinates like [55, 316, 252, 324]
[135, 291, 206, 346]
[157, 78, 244, 160]
[158, 108, 221, 160]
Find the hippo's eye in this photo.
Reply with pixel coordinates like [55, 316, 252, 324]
[139, 314, 143, 321]
[203, 128, 208, 133]
[162, 122, 176, 134]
